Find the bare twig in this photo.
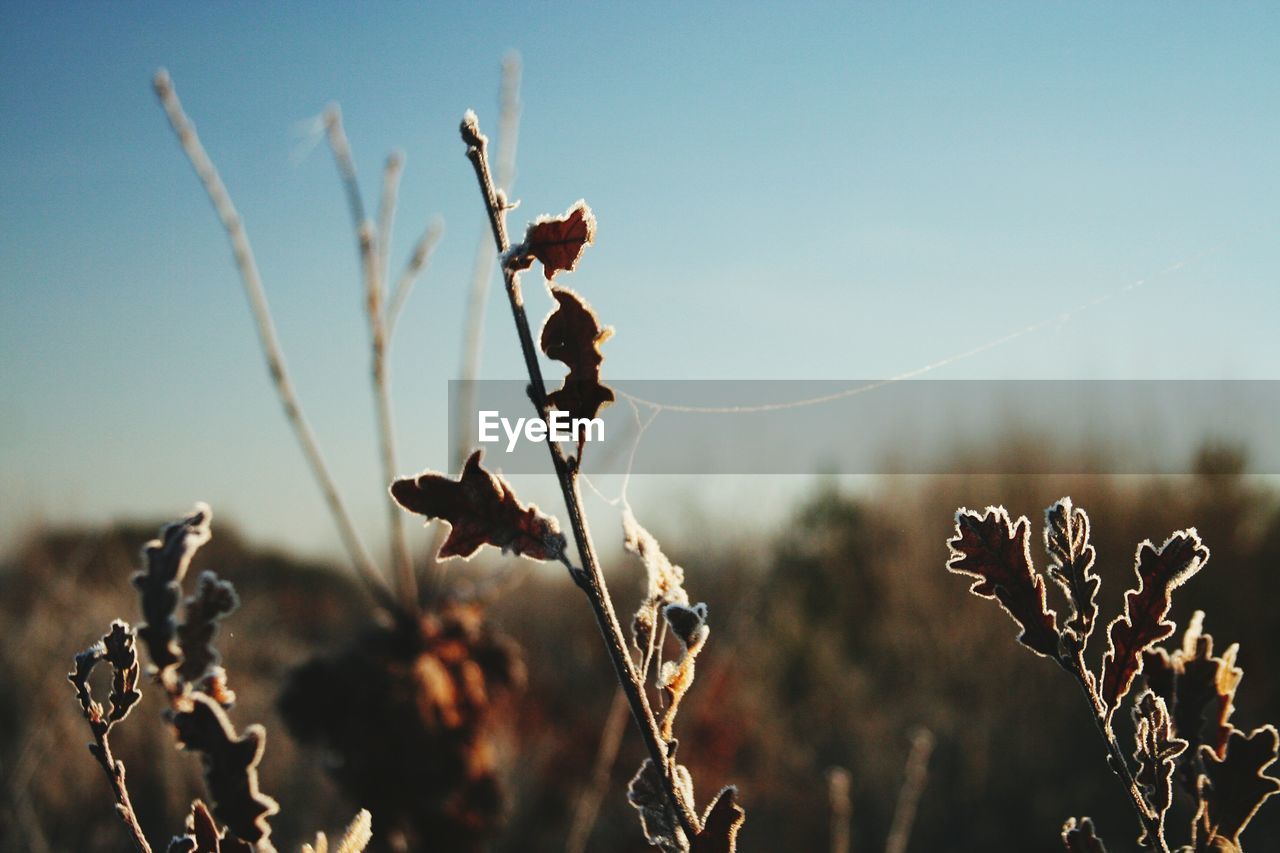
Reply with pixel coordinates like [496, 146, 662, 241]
[386, 219, 442, 336]
[377, 151, 404, 288]
[565, 687, 631, 853]
[152, 70, 393, 611]
[461, 112, 701, 842]
[68, 625, 151, 853]
[884, 729, 934, 853]
[1066, 648, 1166, 851]
[455, 52, 521, 472]
[324, 107, 417, 611]
[827, 767, 852, 853]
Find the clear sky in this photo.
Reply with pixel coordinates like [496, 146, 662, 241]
[2, 3, 1277, 561]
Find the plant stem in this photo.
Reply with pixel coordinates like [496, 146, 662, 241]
[325, 108, 418, 612]
[1066, 649, 1166, 851]
[88, 734, 152, 853]
[456, 53, 521, 472]
[885, 729, 934, 853]
[462, 113, 701, 843]
[565, 687, 630, 853]
[153, 70, 394, 613]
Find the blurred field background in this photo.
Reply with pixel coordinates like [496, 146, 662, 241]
[3, 4, 1279, 851]
[4, 443, 1280, 851]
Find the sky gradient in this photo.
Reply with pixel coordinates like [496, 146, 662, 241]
[2, 3, 1278, 561]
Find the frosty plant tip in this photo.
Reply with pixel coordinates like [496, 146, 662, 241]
[477, 409, 605, 452]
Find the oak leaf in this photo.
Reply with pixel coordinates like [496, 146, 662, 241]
[176, 571, 240, 696]
[540, 286, 615, 433]
[1143, 611, 1242, 792]
[1194, 725, 1280, 848]
[1131, 691, 1187, 845]
[947, 507, 1060, 660]
[1100, 530, 1209, 722]
[513, 200, 596, 279]
[391, 449, 566, 562]
[1044, 498, 1101, 646]
[132, 504, 213, 677]
[169, 693, 279, 844]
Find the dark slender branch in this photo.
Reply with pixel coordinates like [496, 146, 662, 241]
[1066, 648, 1165, 851]
[462, 112, 701, 842]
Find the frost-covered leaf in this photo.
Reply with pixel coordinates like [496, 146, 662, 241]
[169, 693, 278, 844]
[658, 603, 709, 739]
[102, 620, 142, 724]
[1194, 725, 1280, 847]
[1100, 530, 1209, 722]
[1044, 498, 1100, 646]
[68, 620, 141, 730]
[622, 509, 689, 654]
[540, 286, 614, 434]
[176, 571, 240, 696]
[1061, 817, 1108, 852]
[132, 504, 213, 676]
[511, 200, 595, 279]
[947, 507, 1060, 659]
[1143, 611, 1242, 789]
[692, 786, 746, 853]
[1132, 691, 1187, 845]
[627, 758, 694, 852]
[391, 450, 566, 562]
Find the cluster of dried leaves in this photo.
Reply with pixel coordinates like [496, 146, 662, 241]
[70, 505, 371, 852]
[948, 498, 1279, 851]
[386, 113, 745, 852]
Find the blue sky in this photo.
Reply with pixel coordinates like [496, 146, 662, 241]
[2, 3, 1278, 561]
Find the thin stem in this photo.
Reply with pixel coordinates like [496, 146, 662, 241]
[152, 70, 393, 611]
[454, 53, 522, 471]
[88, 733, 152, 853]
[377, 151, 404, 289]
[386, 219, 443, 336]
[462, 113, 701, 843]
[884, 729, 934, 853]
[827, 767, 852, 853]
[1066, 649, 1166, 851]
[325, 108, 417, 611]
[565, 687, 630, 853]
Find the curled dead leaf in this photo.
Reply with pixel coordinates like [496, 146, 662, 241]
[391, 450, 566, 562]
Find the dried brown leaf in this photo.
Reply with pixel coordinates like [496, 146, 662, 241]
[176, 571, 240, 694]
[1132, 691, 1187, 845]
[691, 786, 746, 853]
[391, 449, 566, 562]
[69, 620, 142, 730]
[657, 603, 710, 739]
[1144, 611, 1242, 792]
[627, 758, 694, 852]
[132, 504, 213, 676]
[1195, 725, 1280, 847]
[947, 507, 1060, 659]
[622, 508, 689, 653]
[540, 286, 614, 432]
[1044, 498, 1101, 646]
[514, 200, 596, 279]
[169, 693, 278, 844]
[1100, 530, 1209, 722]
